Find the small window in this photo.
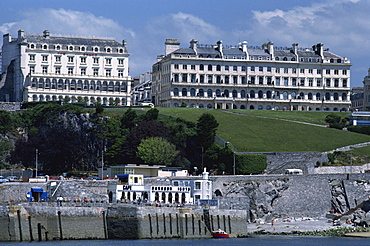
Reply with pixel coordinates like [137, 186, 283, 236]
[106, 58, 112, 65]
[68, 67, 73, 75]
[80, 57, 86, 64]
[251, 66, 255, 72]
[68, 56, 74, 63]
[69, 46, 73, 51]
[81, 46, 85, 51]
[195, 182, 201, 190]
[174, 64, 179, 69]
[29, 54, 35, 62]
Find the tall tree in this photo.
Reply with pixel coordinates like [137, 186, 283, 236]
[137, 137, 179, 166]
[196, 113, 219, 150]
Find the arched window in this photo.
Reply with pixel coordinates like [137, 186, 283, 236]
[316, 93, 321, 100]
[291, 92, 296, 99]
[200, 64, 204, 70]
[299, 92, 304, 99]
[241, 90, 246, 98]
[216, 89, 221, 97]
[240, 105, 245, 109]
[190, 88, 196, 96]
[258, 105, 263, 110]
[174, 88, 179, 96]
[275, 91, 280, 99]
[334, 93, 339, 100]
[224, 89, 229, 97]
[283, 92, 288, 99]
[250, 90, 255, 98]
[208, 64, 212, 71]
[174, 74, 179, 82]
[258, 90, 263, 98]
[266, 91, 272, 99]
[199, 89, 204, 97]
[207, 104, 212, 109]
[342, 93, 347, 101]
[216, 65, 221, 71]
[207, 89, 212, 98]
[325, 92, 330, 100]
[308, 92, 313, 100]
[182, 88, 187, 96]
[232, 89, 237, 98]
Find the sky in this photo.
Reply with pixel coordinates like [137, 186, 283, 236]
[0, 0, 368, 88]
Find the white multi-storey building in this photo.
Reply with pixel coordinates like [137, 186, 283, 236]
[152, 39, 351, 111]
[131, 72, 152, 106]
[0, 30, 131, 105]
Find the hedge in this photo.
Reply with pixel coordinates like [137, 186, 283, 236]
[347, 125, 370, 135]
[236, 154, 267, 174]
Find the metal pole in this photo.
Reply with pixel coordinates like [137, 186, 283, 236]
[35, 149, 38, 178]
[233, 153, 236, 175]
[350, 147, 353, 174]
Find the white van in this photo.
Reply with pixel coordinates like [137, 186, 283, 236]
[139, 102, 154, 108]
[285, 169, 303, 175]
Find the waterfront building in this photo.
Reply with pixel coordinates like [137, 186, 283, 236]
[0, 30, 131, 105]
[107, 169, 211, 204]
[152, 39, 351, 111]
[351, 87, 364, 111]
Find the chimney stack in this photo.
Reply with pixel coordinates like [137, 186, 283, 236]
[165, 39, 180, 56]
[43, 30, 50, 39]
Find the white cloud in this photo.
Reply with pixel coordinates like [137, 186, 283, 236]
[1, 8, 135, 40]
[0, 22, 16, 34]
[146, 12, 222, 43]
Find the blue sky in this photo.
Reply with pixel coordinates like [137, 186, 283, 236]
[0, 0, 368, 87]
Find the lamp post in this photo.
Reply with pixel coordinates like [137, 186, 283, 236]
[35, 149, 38, 178]
[350, 147, 353, 174]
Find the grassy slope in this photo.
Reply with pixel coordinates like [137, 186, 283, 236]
[154, 108, 370, 152]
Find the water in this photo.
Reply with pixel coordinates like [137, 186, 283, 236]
[0, 237, 369, 246]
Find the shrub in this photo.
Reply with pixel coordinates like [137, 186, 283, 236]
[347, 125, 370, 135]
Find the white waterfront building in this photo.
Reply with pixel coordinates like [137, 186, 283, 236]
[131, 72, 153, 106]
[152, 39, 351, 111]
[0, 30, 131, 105]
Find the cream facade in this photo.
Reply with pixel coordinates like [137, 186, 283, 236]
[1, 30, 131, 105]
[152, 39, 351, 111]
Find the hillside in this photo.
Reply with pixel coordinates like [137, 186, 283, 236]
[150, 108, 370, 152]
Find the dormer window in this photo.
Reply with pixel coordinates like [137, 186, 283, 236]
[81, 46, 85, 51]
[119, 48, 123, 53]
[94, 47, 99, 52]
[30, 44, 35, 49]
[69, 46, 73, 51]
[43, 44, 48, 50]
[56, 45, 61, 50]
[106, 47, 111, 53]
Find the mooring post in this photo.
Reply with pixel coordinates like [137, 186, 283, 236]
[37, 223, 42, 241]
[58, 211, 63, 240]
[28, 216, 34, 241]
[102, 210, 108, 239]
[17, 210, 22, 241]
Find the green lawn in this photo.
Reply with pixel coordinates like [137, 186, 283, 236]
[153, 108, 370, 152]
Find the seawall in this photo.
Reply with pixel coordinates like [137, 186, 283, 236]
[0, 204, 247, 242]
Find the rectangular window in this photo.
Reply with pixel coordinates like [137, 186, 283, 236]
[183, 64, 187, 70]
[68, 56, 74, 63]
[182, 74, 187, 82]
[42, 55, 48, 62]
[292, 68, 296, 74]
[225, 65, 229, 71]
[191, 64, 195, 70]
[191, 74, 196, 82]
[195, 182, 201, 190]
[80, 57, 86, 64]
[284, 68, 288, 73]
[309, 79, 313, 87]
[174, 64, 179, 69]
[93, 58, 99, 64]
[267, 66, 271, 72]
[208, 75, 212, 83]
[42, 66, 48, 74]
[29, 54, 35, 62]
[343, 79, 347, 87]
[300, 79, 305, 86]
[308, 69, 313, 74]
[275, 77, 280, 86]
[334, 69, 339, 75]
[251, 66, 255, 72]
[225, 76, 229, 84]
[326, 79, 331, 87]
[233, 66, 238, 71]
[118, 59, 124, 65]
[342, 69, 347, 75]
[106, 69, 111, 77]
[55, 67, 61, 75]
[55, 56, 61, 63]
[276, 67, 280, 73]
[81, 68, 86, 75]
[233, 76, 238, 84]
[292, 78, 296, 86]
[300, 68, 304, 74]
[317, 69, 322, 74]
[105, 58, 111, 65]
[68, 67, 73, 75]
[118, 69, 124, 78]
[242, 66, 246, 72]
[317, 79, 321, 87]
[326, 69, 330, 75]
[29, 66, 35, 74]
[284, 77, 288, 86]
[93, 68, 99, 76]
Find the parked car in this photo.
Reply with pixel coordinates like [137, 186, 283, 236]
[6, 176, 20, 182]
[0, 176, 9, 183]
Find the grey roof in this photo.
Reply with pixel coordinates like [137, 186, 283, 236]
[25, 34, 123, 47]
[248, 49, 269, 56]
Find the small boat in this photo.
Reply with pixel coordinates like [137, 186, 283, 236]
[212, 228, 230, 238]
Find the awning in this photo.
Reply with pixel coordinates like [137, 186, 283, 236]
[117, 174, 129, 178]
[31, 188, 44, 193]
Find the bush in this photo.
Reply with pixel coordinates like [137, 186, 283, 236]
[236, 154, 267, 174]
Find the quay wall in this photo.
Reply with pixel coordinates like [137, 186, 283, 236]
[0, 204, 248, 242]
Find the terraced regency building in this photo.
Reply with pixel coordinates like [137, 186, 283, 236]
[1, 30, 131, 105]
[152, 39, 351, 111]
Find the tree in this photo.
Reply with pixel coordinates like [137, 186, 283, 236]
[196, 113, 219, 149]
[0, 110, 13, 134]
[137, 137, 179, 166]
[145, 108, 159, 121]
[121, 108, 137, 129]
